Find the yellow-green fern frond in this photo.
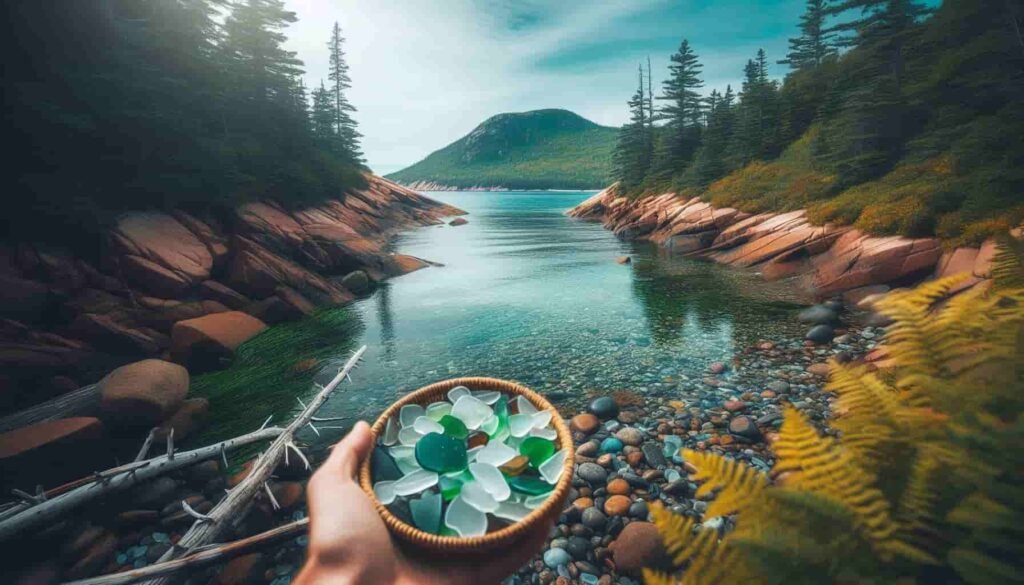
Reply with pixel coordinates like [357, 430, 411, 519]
[991, 238, 1024, 290]
[894, 442, 956, 563]
[772, 407, 901, 556]
[683, 449, 768, 518]
[647, 502, 743, 585]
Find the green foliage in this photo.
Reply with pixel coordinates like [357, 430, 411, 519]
[387, 109, 617, 190]
[647, 244, 1024, 584]
[2, 0, 366, 245]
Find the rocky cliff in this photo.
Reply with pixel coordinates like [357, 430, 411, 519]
[0, 176, 463, 418]
[568, 187, 1000, 302]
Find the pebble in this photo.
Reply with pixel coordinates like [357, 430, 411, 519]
[577, 463, 608, 484]
[543, 547, 572, 569]
[614, 427, 644, 446]
[588, 397, 619, 420]
[606, 479, 630, 496]
[570, 414, 599, 434]
[603, 495, 631, 516]
[581, 507, 607, 529]
[598, 437, 623, 454]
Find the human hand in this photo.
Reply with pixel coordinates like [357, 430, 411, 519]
[295, 421, 552, 585]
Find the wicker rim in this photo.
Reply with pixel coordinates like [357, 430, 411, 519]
[357, 377, 575, 551]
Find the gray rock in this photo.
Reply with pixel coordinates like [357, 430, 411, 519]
[581, 507, 607, 529]
[805, 324, 835, 344]
[629, 501, 649, 519]
[577, 462, 608, 485]
[641, 443, 668, 468]
[797, 304, 838, 325]
[588, 396, 619, 420]
[728, 415, 762, 440]
[543, 547, 572, 568]
[566, 536, 590, 560]
[766, 381, 790, 394]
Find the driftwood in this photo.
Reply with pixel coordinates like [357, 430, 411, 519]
[65, 518, 310, 585]
[142, 345, 366, 585]
[0, 426, 285, 540]
[0, 383, 101, 433]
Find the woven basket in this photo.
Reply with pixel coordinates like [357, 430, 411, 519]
[358, 376, 575, 554]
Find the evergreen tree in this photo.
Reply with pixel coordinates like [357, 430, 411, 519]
[779, 0, 837, 71]
[327, 21, 364, 165]
[650, 39, 704, 181]
[613, 65, 654, 191]
[726, 51, 781, 168]
[690, 86, 735, 185]
[311, 81, 335, 145]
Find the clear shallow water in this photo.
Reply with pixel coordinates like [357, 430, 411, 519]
[197, 191, 809, 446]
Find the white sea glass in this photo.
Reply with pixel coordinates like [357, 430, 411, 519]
[494, 500, 531, 522]
[399, 404, 426, 427]
[479, 414, 500, 435]
[467, 445, 483, 463]
[447, 385, 472, 404]
[469, 462, 511, 502]
[515, 395, 538, 415]
[425, 401, 452, 421]
[471, 390, 501, 404]
[382, 417, 399, 446]
[395, 456, 422, 474]
[445, 495, 487, 537]
[474, 441, 516, 467]
[508, 414, 534, 438]
[529, 427, 557, 440]
[460, 480, 499, 512]
[451, 395, 492, 430]
[524, 493, 550, 509]
[539, 448, 567, 484]
[373, 480, 396, 505]
[531, 411, 552, 428]
[413, 416, 443, 435]
[398, 426, 422, 446]
[388, 445, 414, 459]
[393, 469, 438, 496]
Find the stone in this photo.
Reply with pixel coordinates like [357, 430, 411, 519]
[797, 305, 838, 325]
[340, 270, 371, 293]
[439, 414, 469, 439]
[581, 507, 607, 529]
[577, 462, 608, 484]
[728, 416, 761, 440]
[520, 437, 556, 467]
[445, 495, 487, 537]
[410, 491, 443, 534]
[449, 217, 469, 226]
[269, 481, 304, 510]
[566, 536, 590, 560]
[806, 324, 835, 344]
[807, 363, 831, 377]
[708, 361, 727, 375]
[603, 495, 632, 516]
[766, 380, 791, 394]
[607, 478, 631, 495]
[599, 437, 624, 454]
[65, 532, 118, 580]
[544, 547, 572, 569]
[469, 462, 511, 501]
[393, 469, 439, 496]
[414, 433, 467, 474]
[214, 553, 264, 585]
[629, 501, 649, 519]
[0, 417, 106, 487]
[169, 311, 266, 370]
[97, 359, 188, 426]
[155, 398, 209, 441]
[615, 256, 631, 265]
[199, 280, 251, 310]
[587, 396, 619, 420]
[576, 441, 600, 458]
[615, 427, 644, 446]
[609, 522, 671, 575]
[111, 212, 214, 296]
[641, 443, 668, 468]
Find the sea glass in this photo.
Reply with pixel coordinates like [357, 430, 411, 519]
[460, 480, 499, 512]
[519, 437, 556, 467]
[451, 395, 492, 430]
[393, 469, 438, 496]
[515, 395, 538, 415]
[413, 416, 444, 435]
[494, 500, 531, 522]
[371, 446, 403, 482]
[469, 462, 511, 502]
[425, 401, 452, 421]
[508, 414, 534, 438]
[395, 456, 422, 475]
[538, 448, 567, 484]
[398, 426, 423, 446]
[447, 385, 472, 404]
[531, 411, 552, 428]
[529, 427, 557, 440]
[373, 480, 396, 505]
[508, 475, 554, 496]
[410, 491, 442, 534]
[498, 455, 529, 476]
[445, 495, 486, 537]
[399, 404, 426, 427]
[439, 415, 469, 439]
[382, 417, 399, 446]
[414, 432, 468, 473]
[523, 493, 549, 509]
[472, 390, 501, 404]
[475, 441, 517, 467]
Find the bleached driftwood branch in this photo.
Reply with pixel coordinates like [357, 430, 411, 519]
[0, 426, 285, 541]
[0, 384, 101, 433]
[64, 518, 310, 585]
[141, 345, 366, 585]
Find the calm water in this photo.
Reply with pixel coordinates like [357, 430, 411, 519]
[197, 191, 809, 446]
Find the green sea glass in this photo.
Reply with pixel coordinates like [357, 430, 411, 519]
[508, 474, 555, 496]
[410, 491, 442, 534]
[439, 415, 469, 439]
[519, 437, 556, 467]
[371, 446, 403, 482]
[415, 432, 468, 473]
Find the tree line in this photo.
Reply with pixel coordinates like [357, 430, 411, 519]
[2, 0, 365, 242]
[612, 0, 1024, 233]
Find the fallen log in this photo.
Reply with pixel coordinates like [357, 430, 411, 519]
[142, 345, 366, 585]
[0, 426, 285, 540]
[0, 383, 101, 433]
[64, 518, 310, 585]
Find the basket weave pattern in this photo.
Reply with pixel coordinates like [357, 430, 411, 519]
[357, 377, 575, 553]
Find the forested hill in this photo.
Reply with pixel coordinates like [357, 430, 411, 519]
[610, 0, 1024, 246]
[387, 109, 617, 190]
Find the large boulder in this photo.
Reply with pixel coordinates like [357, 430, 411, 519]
[69, 313, 169, 356]
[136, 297, 230, 331]
[226, 237, 352, 305]
[609, 521, 671, 574]
[170, 311, 267, 369]
[199, 280, 252, 310]
[155, 398, 210, 441]
[0, 417, 106, 488]
[99, 359, 189, 426]
[110, 212, 214, 296]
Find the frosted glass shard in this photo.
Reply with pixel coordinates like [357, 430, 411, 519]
[413, 416, 444, 435]
[382, 417, 399, 446]
[515, 396, 538, 415]
[373, 480, 396, 505]
[471, 390, 501, 405]
[531, 411, 552, 429]
[400, 404, 426, 427]
[494, 500, 531, 522]
[460, 480, 499, 513]
[539, 448, 568, 484]
[395, 456, 422, 474]
[467, 446, 483, 463]
[492, 426, 511, 443]
[445, 495, 487, 537]
[508, 414, 534, 438]
[389, 445, 414, 459]
[475, 441, 516, 467]
[469, 462, 511, 502]
[410, 491, 442, 535]
[451, 395, 492, 430]
[480, 414, 499, 435]
[524, 493, 549, 509]
[398, 426, 423, 446]
[425, 402, 452, 421]
[393, 469, 438, 496]
[529, 427, 557, 440]
[447, 386, 472, 404]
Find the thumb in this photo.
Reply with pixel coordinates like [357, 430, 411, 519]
[325, 420, 375, 479]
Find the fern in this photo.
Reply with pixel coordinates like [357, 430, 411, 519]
[683, 450, 768, 518]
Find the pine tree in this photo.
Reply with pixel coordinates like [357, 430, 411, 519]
[650, 39, 704, 181]
[690, 86, 735, 185]
[311, 80, 335, 146]
[725, 52, 781, 168]
[327, 21, 364, 165]
[779, 0, 837, 71]
[613, 64, 654, 191]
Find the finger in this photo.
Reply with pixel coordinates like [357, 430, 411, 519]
[323, 420, 374, 479]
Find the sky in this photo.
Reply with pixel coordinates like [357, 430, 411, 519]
[283, 0, 809, 175]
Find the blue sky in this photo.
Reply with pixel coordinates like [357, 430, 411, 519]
[283, 0, 811, 174]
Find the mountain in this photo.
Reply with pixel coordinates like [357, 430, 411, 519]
[387, 109, 618, 190]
